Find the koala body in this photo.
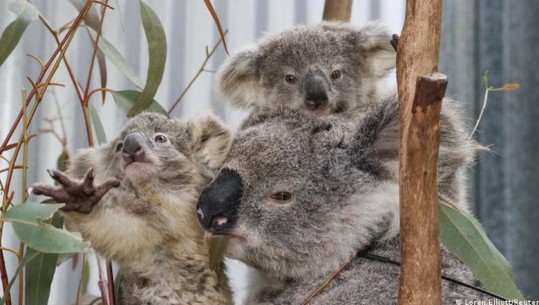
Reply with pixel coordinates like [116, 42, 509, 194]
[33, 113, 233, 305]
[197, 95, 486, 304]
[216, 22, 396, 115]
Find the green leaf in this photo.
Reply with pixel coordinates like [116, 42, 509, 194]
[0, 250, 40, 305]
[0, 0, 40, 67]
[56, 150, 69, 172]
[4, 203, 90, 254]
[128, 1, 167, 117]
[86, 27, 144, 89]
[209, 235, 228, 272]
[25, 214, 63, 305]
[89, 102, 107, 145]
[112, 90, 168, 117]
[439, 204, 525, 300]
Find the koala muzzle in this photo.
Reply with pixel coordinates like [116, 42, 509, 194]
[197, 169, 242, 234]
[122, 132, 147, 164]
[304, 74, 329, 109]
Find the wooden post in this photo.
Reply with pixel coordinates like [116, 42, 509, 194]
[323, 0, 353, 22]
[396, 1, 445, 304]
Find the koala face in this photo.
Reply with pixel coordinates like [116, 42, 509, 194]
[69, 112, 233, 196]
[197, 101, 405, 280]
[216, 22, 396, 115]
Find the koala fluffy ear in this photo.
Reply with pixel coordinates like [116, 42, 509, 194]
[215, 46, 261, 108]
[189, 114, 233, 170]
[357, 22, 396, 78]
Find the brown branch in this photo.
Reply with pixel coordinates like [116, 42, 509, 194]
[322, 0, 353, 22]
[396, 1, 445, 304]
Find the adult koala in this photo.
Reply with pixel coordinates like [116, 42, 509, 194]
[216, 22, 396, 115]
[197, 96, 487, 304]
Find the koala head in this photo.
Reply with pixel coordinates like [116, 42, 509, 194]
[69, 112, 233, 193]
[196, 97, 478, 280]
[216, 22, 396, 115]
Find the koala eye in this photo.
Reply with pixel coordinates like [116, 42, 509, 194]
[154, 134, 168, 143]
[269, 191, 293, 203]
[330, 70, 342, 80]
[285, 74, 297, 84]
[115, 142, 123, 152]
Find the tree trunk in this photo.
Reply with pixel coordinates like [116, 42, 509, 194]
[322, 0, 353, 22]
[397, 1, 445, 304]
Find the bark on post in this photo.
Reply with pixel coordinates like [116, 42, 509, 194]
[323, 0, 353, 22]
[396, 1, 445, 304]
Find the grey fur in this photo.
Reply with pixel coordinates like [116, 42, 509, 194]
[216, 21, 396, 114]
[201, 95, 486, 304]
[35, 113, 233, 305]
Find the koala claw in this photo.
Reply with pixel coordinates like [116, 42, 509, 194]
[34, 169, 120, 214]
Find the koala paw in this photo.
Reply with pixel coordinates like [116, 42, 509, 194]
[32, 168, 120, 214]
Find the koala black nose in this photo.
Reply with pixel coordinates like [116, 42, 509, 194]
[304, 74, 329, 109]
[122, 132, 146, 163]
[197, 169, 243, 234]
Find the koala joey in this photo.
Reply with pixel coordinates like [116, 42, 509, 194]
[32, 113, 233, 305]
[216, 21, 396, 115]
[196, 96, 486, 304]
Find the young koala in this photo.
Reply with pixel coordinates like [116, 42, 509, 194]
[32, 113, 233, 305]
[196, 96, 487, 304]
[216, 22, 396, 115]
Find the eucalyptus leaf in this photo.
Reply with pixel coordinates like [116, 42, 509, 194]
[209, 235, 229, 272]
[128, 0, 167, 116]
[112, 90, 168, 117]
[89, 102, 108, 145]
[4, 203, 90, 254]
[439, 204, 525, 300]
[87, 27, 144, 89]
[56, 150, 69, 172]
[25, 214, 63, 305]
[0, 0, 40, 67]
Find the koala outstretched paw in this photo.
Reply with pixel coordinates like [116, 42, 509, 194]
[32, 168, 120, 214]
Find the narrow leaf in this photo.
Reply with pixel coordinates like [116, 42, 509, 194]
[439, 204, 525, 300]
[25, 215, 63, 305]
[112, 90, 168, 117]
[0, 1, 40, 67]
[4, 203, 90, 254]
[128, 1, 167, 116]
[56, 151, 69, 172]
[203, 0, 229, 55]
[97, 51, 108, 103]
[89, 102, 108, 145]
[209, 235, 228, 272]
[0, 250, 40, 305]
[87, 27, 143, 89]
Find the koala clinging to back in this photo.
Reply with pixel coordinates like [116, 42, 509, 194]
[32, 113, 233, 305]
[216, 22, 396, 115]
[197, 96, 486, 304]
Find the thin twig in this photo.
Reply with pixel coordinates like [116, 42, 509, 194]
[469, 84, 490, 139]
[167, 30, 228, 114]
[300, 262, 351, 305]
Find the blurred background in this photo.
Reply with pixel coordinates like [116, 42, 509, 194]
[0, 0, 537, 304]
